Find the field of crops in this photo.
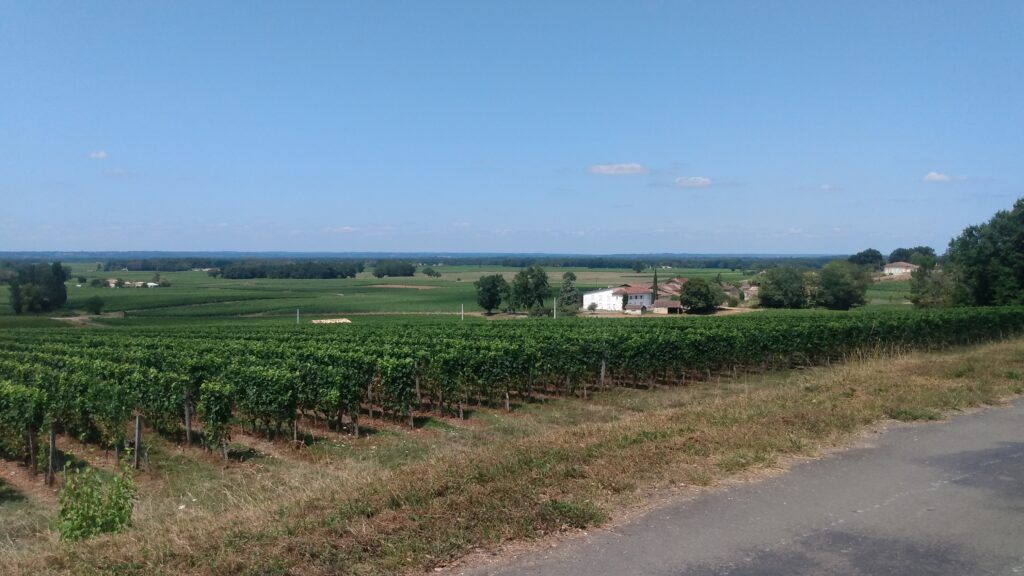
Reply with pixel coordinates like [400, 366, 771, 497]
[0, 264, 750, 320]
[2, 307, 1023, 477]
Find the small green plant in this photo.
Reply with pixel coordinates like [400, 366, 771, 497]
[885, 406, 941, 422]
[949, 364, 975, 378]
[536, 498, 606, 531]
[1005, 370, 1022, 381]
[57, 462, 136, 542]
[84, 295, 104, 315]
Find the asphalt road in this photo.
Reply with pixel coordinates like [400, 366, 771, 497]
[458, 398, 1024, 576]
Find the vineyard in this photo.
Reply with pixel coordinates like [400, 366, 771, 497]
[2, 307, 1024, 479]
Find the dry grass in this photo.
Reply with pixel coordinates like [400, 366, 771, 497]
[2, 339, 1023, 575]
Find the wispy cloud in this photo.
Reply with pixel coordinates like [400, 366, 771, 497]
[923, 171, 953, 182]
[675, 176, 712, 188]
[322, 225, 358, 234]
[89, 151, 109, 159]
[104, 168, 138, 178]
[588, 162, 648, 175]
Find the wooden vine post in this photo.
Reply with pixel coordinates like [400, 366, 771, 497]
[46, 422, 57, 487]
[133, 414, 142, 470]
[184, 396, 192, 446]
[27, 426, 37, 476]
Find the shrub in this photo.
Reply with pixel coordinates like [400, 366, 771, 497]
[57, 463, 136, 542]
[84, 296, 104, 315]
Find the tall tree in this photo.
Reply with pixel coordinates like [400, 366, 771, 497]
[474, 274, 508, 314]
[8, 278, 22, 314]
[510, 265, 550, 310]
[558, 271, 581, 310]
[680, 277, 723, 314]
[8, 262, 68, 314]
[847, 249, 885, 270]
[651, 269, 659, 303]
[817, 261, 871, 310]
[946, 197, 1024, 306]
[758, 267, 807, 309]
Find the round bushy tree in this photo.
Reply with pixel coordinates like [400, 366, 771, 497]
[680, 278, 723, 314]
[758, 267, 807, 308]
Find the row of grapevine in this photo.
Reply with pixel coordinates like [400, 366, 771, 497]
[1, 307, 1022, 466]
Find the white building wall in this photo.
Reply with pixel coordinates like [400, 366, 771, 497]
[884, 265, 913, 275]
[582, 288, 623, 311]
[625, 293, 653, 308]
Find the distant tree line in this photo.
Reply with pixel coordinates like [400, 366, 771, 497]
[212, 261, 364, 280]
[372, 261, 416, 278]
[426, 255, 840, 271]
[81, 254, 846, 274]
[104, 258, 233, 272]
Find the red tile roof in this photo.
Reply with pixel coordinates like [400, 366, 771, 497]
[613, 285, 654, 295]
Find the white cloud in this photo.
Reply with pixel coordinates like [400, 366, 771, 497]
[588, 163, 648, 175]
[322, 226, 358, 234]
[89, 151, 109, 159]
[674, 176, 712, 188]
[104, 168, 138, 178]
[923, 171, 952, 182]
[818, 184, 842, 192]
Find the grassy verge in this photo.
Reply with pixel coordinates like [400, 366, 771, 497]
[3, 339, 1024, 575]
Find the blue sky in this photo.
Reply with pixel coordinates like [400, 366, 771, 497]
[1, 1, 1021, 254]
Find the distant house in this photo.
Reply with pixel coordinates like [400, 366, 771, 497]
[740, 283, 759, 301]
[615, 285, 655, 310]
[651, 299, 682, 315]
[582, 286, 628, 311]
[582, 278, 690, 312]
[105, 278, 120, 288]
[146, 282, 160, 288]
[623, 304, 645, 315]
[883, 261, 920, 276]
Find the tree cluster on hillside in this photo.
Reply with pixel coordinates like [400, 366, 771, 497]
[888, 246, 936, 265]
[371, 261, 416, 278]
[847, 248, 885, 271]
[757, 261, 871, 311]
[940, 198, 1024, 307]
[475, 266, 552, 314]
[213, 261, 364, 280]
[9, 262, 68, 314]
[421, 266, 442, 278]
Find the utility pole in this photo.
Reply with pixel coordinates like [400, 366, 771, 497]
[553, 297, 557, 319]
[296, 308, 299, 325]
[461, 303, 464, 321]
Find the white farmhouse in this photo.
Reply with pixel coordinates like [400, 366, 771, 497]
[582, 286, 626, 312]
[883, 261, 920, 276]
[582, 285, 655, 312]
